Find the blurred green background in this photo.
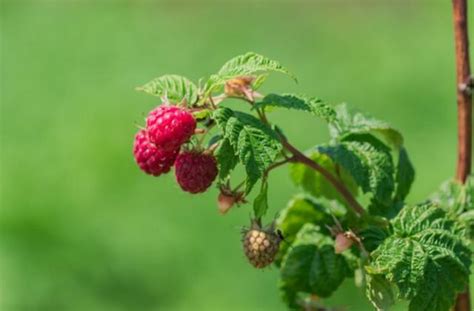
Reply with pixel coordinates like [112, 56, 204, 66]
[1, 0, 472, 310]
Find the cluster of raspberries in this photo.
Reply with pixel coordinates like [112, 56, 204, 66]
[133, 105, 218, 193]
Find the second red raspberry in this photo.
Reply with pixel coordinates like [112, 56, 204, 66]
[146, 105, 196, 151]
[175, 152, 218, 193]
[133, 130, 178, 176]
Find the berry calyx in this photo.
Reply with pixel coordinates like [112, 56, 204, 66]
[146, 105, 196, 151]
[242, 219, 281, 268]
[174, 151, 218, 194]
[133, 130, 178, 176]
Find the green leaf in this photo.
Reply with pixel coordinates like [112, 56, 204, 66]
[214, 138, 238, 180]
[366, 274, 397, 311]
[136, 74, 198, 104]
[213, 107, 282, 193]
[254, 94, 336, 122]
[205, 52, 296, 93]
[430, 176, 474, 239]
[290, 151, 358, 206]
[253, 180, 269, 218]
[280, 224, 352, 307]
[359, 225, 390, 252]
[394, 147, 415, 202]
[367, 203, 471, 311]
[275, 195, 335, 265]
[430, 176, 473, 215]
[329, 104, 403, 149]
[318, 134, 395, 205]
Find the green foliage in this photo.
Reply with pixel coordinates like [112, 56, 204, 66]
[253, 180, 269, 218]
[366, 274, 397, 311]
[136, 74, 198, 104]
[134, 52, 465, 311]
[290, 151, 358, 206]
[214, 138, 238, 180]
[279, 224, 353, 307]
[254, 94, 336, 122]
[430, 176, 473, 215]
[205, 52, 296, 94]
[213, 107, 282, 193]
[319, 134, 395, 206]
[394, 147, 415, 202]
[430, 176, 474, 239]
[367, 203, 472, 311]
[275, 195, 339, 265]
[330, 104, 403, 149]
[359, 226, 390, 253]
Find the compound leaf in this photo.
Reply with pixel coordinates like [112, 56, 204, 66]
[213, 107, 282, 193]
[136, 74, 198, 104]
[367, 203, 471, 311]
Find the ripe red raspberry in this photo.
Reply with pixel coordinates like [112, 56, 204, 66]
[242, 220, 282, 268]
[146, 105, 196, 151]
[133, 130, 178, 176]
[174, 152, 218, 193]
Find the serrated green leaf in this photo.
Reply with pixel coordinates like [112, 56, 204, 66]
[254, 94, 336, 122]
[430, 176, 474, 239]
[253, 180, 269, 218]
[280, 224, 352, 307]
[329, 104, 403, 149]
[205, 52, 296, 94]
[214, 138, 238, 180]
[319, 134, 395, 205]
[366, 274, 397, 311]
[275, 195, 335, 266]
[359, 225, 390, 252]
[430, 176, 473, 215]
[213, 107, 282, 194]
[290, 151, 358, 206]
[136, 74, 198, 104]
[394, 147, 415, 202]
[367, 203, 472, 311]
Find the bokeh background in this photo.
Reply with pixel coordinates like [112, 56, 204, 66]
[1, 0, 473, 310]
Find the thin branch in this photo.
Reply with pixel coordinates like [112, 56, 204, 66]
[263, 157, 294, 177]
[282, 139, 366, 216]
[452, 1, 472, 310]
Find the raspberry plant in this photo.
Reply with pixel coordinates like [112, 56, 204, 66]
[132, 3, 472, 309]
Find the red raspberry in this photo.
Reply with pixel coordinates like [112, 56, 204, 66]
[174, 152, 218, 193]
[146, 105, 196, 151]
[133, 130, 178, 176]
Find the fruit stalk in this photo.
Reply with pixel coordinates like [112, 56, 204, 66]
[452, 0, 472, 310]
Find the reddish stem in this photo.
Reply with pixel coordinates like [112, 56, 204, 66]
[282, 139, 366, 216]
[453, 0, 472, 184]
[452, 0, 472, 310]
